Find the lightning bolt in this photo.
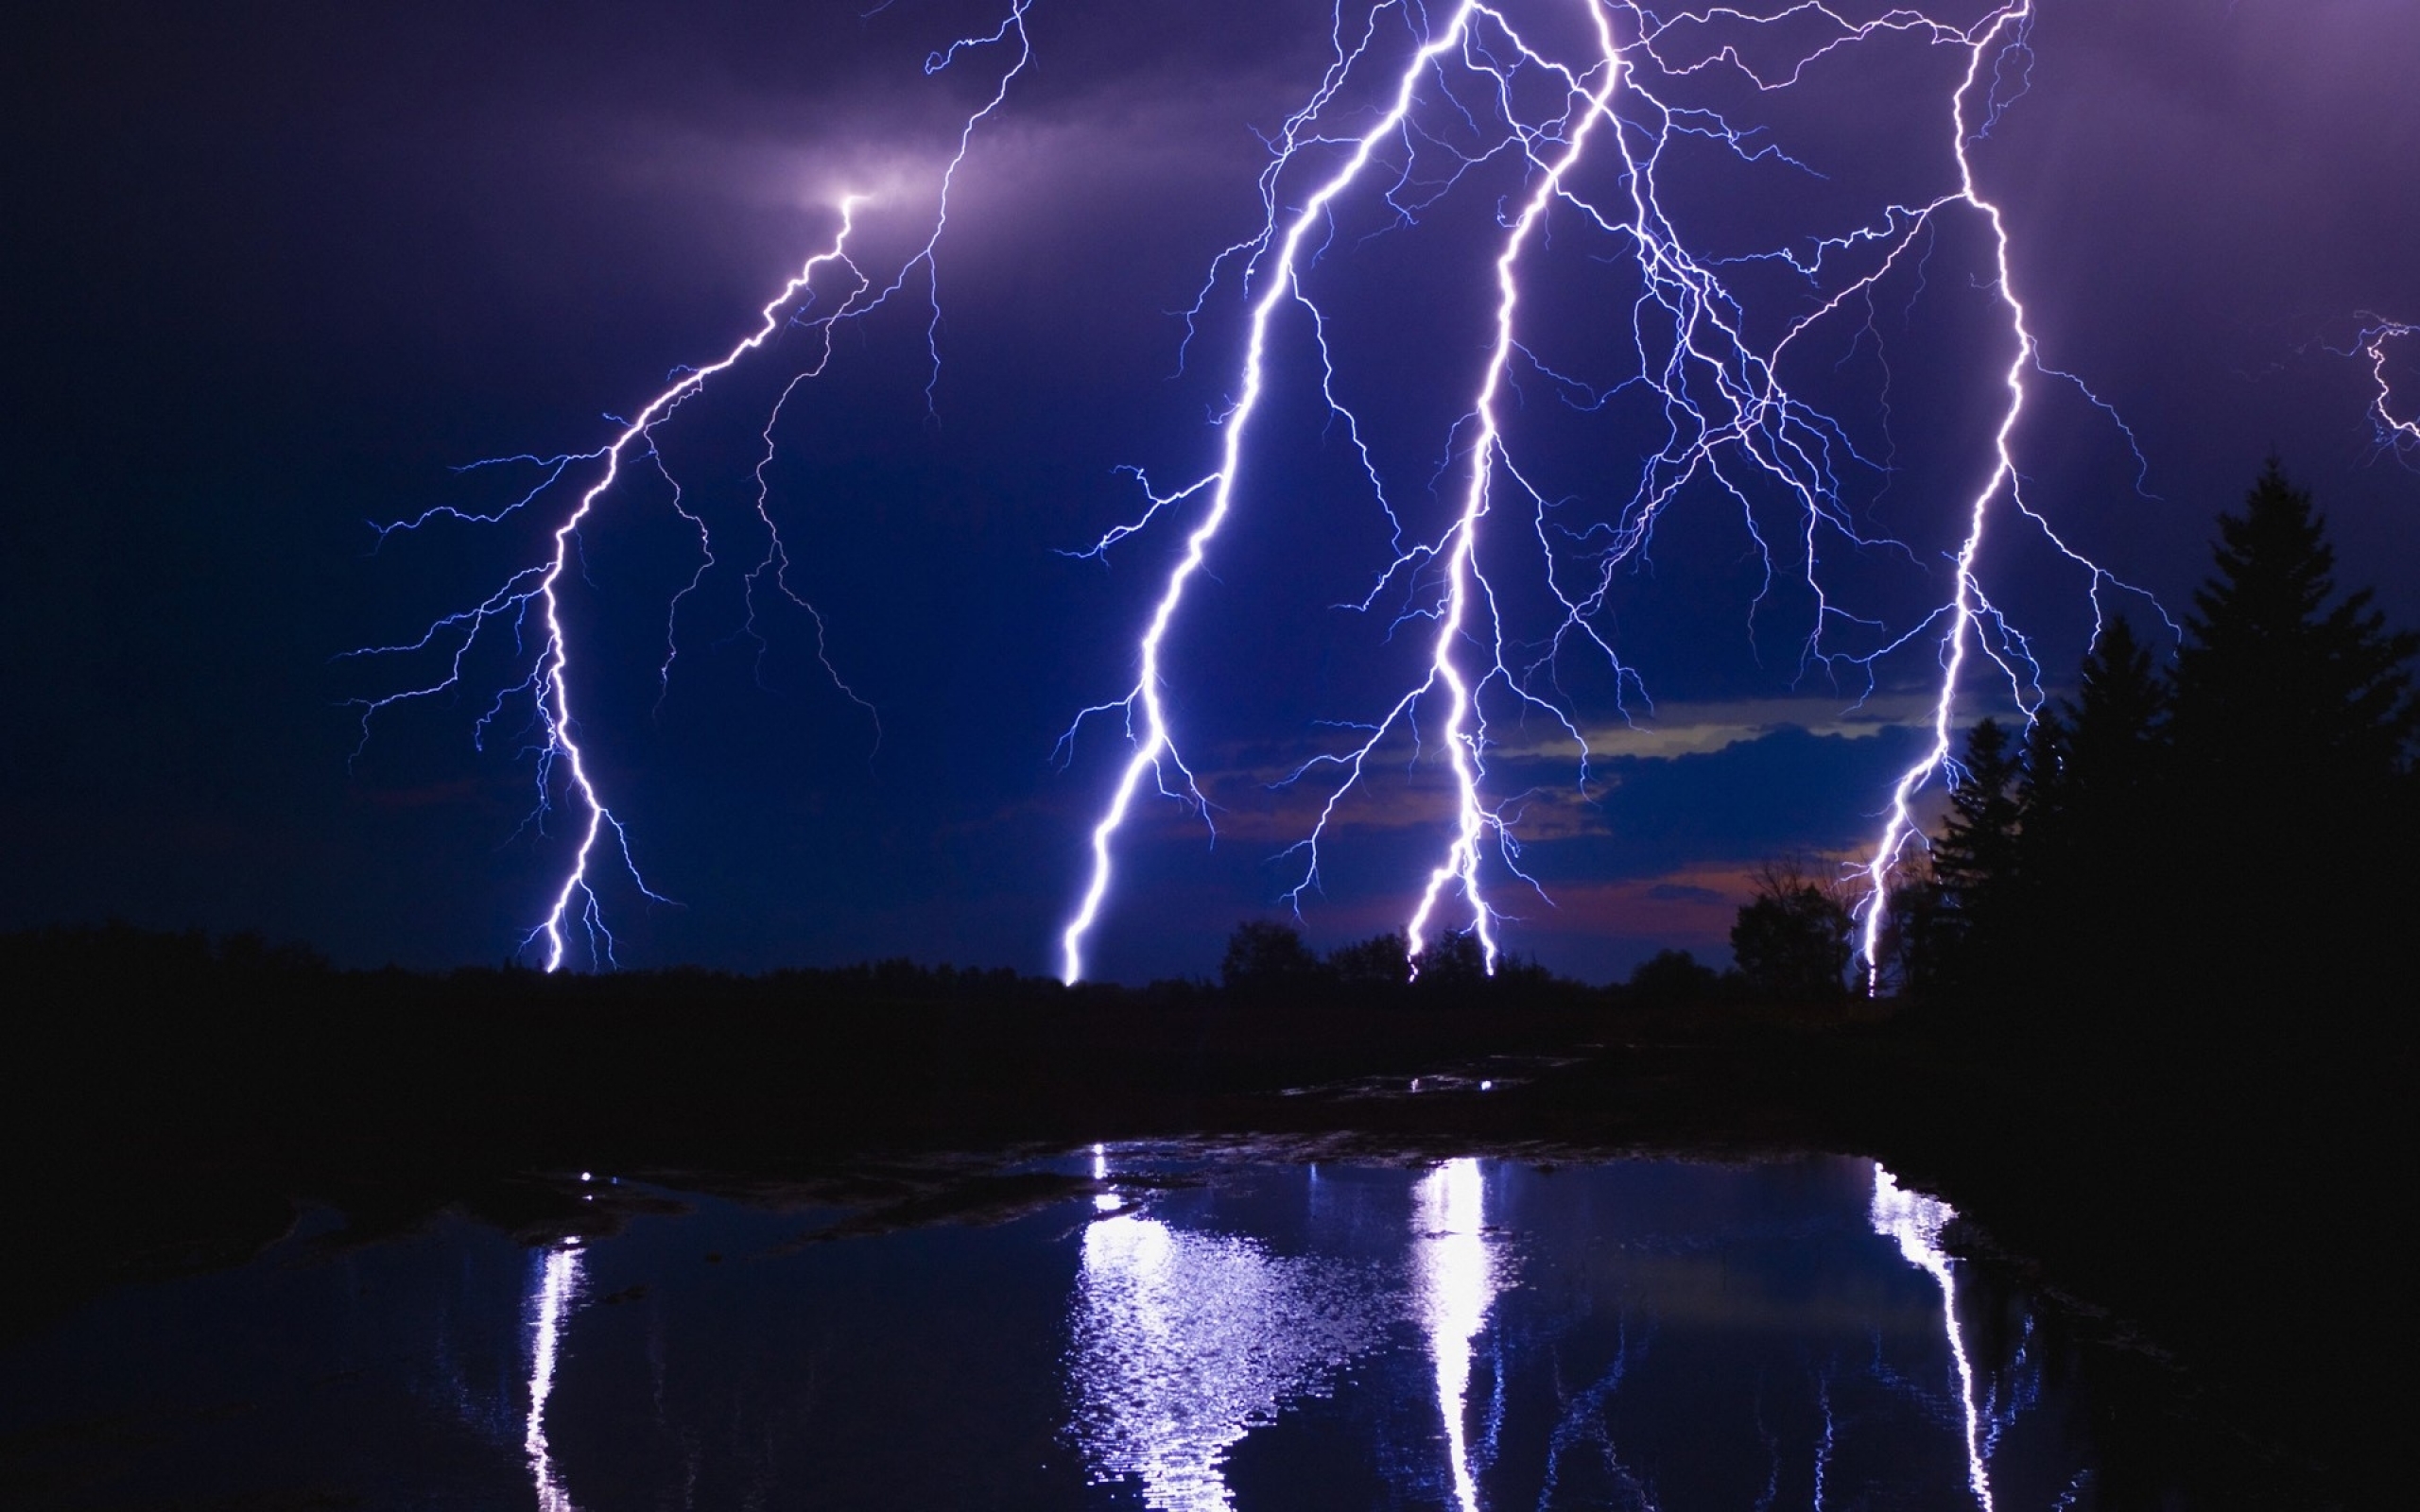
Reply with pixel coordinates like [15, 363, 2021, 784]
[346, 6, 1033, 969]
[1847, 0, 2184, 979]
[1057, 0, 1495, 985]
[2357, 317, 2420, 458]
[358, 0, 2168, 982]
[1059, 0, 2158, 985]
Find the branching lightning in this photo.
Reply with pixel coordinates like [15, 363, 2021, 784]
[346, 6, 1034, 969]
[1057, 0, 2159, 984]
[2357, 317, 2420, 459]
[360, 0, 2182, 981]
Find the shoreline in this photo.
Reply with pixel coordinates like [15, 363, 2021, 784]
[5, 958, 2404, 1507]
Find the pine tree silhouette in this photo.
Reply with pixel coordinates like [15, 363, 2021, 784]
[2165, 460, 2416, 1014]
[2172, 459, 2416, 791]
[2025, 617, 2172, 996]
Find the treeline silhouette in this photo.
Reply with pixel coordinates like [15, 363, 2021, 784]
[1876, 460, 2417, 1044]
[1690, 462, 2420, 1036]
[0, 915, 1617, 1201]
[2, 461, 2411, 1502]
[1845, 462, 2413, 1504]
[0, 912, 1618, 1366]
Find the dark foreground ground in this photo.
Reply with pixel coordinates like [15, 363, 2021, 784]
[2, 933, 2409, 1509]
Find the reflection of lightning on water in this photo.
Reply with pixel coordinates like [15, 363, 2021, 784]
[525, 1244, 585, 1512]
[1413, 1159, 1505, 1512]
[1068, 1153, 1389, 1511]
[1981, 1312, 2040, 1461]
[1870, 1166, 1993, 1512]
[1534, 1314, 1655, 1507]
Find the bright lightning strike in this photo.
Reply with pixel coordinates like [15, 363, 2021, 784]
[1056, 0, 1507, 987]
[1846, 1, 2189, 979]
[1057, 0, 2159, 985]
[360, 0, 2173, 981]
[346, 6, 1034, 970]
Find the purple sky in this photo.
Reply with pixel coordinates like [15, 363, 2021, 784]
[6, 0, 2415, 980]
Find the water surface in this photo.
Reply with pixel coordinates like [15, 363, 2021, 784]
[1, 1151, 2127, 1509]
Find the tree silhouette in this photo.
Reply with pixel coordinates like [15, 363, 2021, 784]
[1624, 948, 1722, 1008]
[1911, 461, 2419, 1034]
[1935, 718, 2027, 895]
[2023, 616, 2173, 995]
[1730, 862, 1851, 1007]
[2171, 459, 2416, 791]
[1326, 931, 1411, 987]
[1412, 929, 1491, 990]
[2057, 617, 2169, 819]
[2163, 462, 2418, 1010]
[1220, 920, 1323, 992]
[1875, 868, 1945, 999]
[1919, 717, 2031, 994]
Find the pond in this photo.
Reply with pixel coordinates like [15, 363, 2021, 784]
[2, 1150, 2147, 1510]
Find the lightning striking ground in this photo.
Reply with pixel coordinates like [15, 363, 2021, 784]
[1057, 0, 1512, 986]
[1058, 0, 2156, 984]
[362, 0, 2172, 980]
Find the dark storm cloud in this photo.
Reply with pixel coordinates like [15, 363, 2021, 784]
[2021, 1, 2419, 346]
[1975, 0, 2420, 614]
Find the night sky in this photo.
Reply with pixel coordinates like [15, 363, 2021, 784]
[6, 0, 2415, 982]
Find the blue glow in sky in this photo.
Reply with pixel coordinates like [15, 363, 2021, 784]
[5, 0, 2413, 979]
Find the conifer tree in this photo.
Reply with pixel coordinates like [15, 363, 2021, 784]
[2164, 461, 2417, 1009]
[2027, 615, 2173, 993]
[2170, 460, 2416, 792]
[2064, 616, 2172, 820]
[1932, 717, 2027, 912]
[1923, 717, 2030, 991]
